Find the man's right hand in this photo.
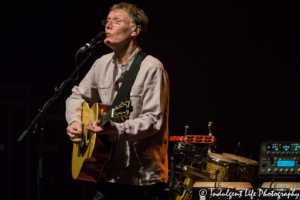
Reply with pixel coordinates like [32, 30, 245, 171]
[66, 121, 82, 143]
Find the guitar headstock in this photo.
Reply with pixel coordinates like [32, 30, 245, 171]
[112, 101, 133, 123]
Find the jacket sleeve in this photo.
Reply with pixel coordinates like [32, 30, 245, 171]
[112, 65, 169, 142]
[65, 60, 100, 125]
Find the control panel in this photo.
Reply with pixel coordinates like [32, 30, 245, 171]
[260, 141, 300, 175]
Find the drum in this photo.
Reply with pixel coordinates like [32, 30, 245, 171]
[258, 182, 300, 200]
[192, 182, 255, 200]
[176, 165, 216, 200]
[222, 153, 258, 182]
[205, 153, 239, 182]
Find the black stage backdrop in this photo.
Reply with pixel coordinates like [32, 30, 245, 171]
[1, 0, 300, 199]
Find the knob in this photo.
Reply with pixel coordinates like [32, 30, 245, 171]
[292, 152, 295, 155]
[275, 168, 278, 172]
[294, 157, 297, 160]
[296, 152, 299, 155]
[286, 152, 290, 155]
[280, 168, 283, 172]
[274, 157, 278, 160]
[298, 168, 300, 173]
[281, 152, 285, 155]
[268, 168, 272, 172]
[267, 151, 270, 155]
[285, 168, 289, 172]
[272, 152, 276, 155]
[291, 169, 294, 173]
[276, 152, 280, 155]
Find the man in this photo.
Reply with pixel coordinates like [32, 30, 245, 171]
[66, 3, 169, 200]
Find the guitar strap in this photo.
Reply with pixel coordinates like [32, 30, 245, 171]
[110, 51, 148, 109]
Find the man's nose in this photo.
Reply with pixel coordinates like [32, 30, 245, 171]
[106, 21, 113, 29]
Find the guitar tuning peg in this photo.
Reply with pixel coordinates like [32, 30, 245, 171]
[128, 106, 133, 112]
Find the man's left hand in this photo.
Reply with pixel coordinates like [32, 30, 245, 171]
[86, 109, 118, 135]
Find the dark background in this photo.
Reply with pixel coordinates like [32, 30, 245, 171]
[1, 0, 300, 199]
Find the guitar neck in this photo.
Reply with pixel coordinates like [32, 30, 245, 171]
[100, 109, 112, 127]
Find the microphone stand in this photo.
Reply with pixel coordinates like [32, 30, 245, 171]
[17, 49, 94, 200]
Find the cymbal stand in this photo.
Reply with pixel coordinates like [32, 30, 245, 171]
[169, 156, 193, 200]
[213, 169, 220, 200]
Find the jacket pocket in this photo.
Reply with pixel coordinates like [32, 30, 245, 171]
[99, 81, 111, 89]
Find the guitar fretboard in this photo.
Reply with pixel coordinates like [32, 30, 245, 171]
[100, 109, 112, 127]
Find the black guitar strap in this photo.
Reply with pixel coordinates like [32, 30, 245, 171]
[111, 51, 148, 109]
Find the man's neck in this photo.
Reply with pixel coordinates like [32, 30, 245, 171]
[113, 40, 139, 65]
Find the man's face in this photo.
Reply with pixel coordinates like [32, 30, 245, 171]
[104, 9, 135, 48]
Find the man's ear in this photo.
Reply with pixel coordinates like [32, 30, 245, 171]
[131, 25, 142, 37]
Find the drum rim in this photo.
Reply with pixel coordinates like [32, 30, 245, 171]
[208, 152, 238, 163]
[193, 182, 254, 189]
[222, 153, 258, 165]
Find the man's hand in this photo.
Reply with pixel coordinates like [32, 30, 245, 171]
[66, 121, 82, 143]
[86, 109, 118, 135]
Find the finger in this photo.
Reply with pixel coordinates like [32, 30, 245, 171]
[86, 126, 103, 132]
[67, 125, 82, 132]
[67, 126, 82, 134]
[92, 120, 100, 127]
[71, 138, 82, 143]
[101, 109, 107, 116]
[67, 131, 80, 139]
[88, 121, 93, 128]
[68, 129, 82, 135]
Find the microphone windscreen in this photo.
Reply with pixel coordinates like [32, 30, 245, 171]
[98, 31, 107, 39]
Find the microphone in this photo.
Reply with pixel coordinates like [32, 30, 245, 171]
[78, 31, 106, 53]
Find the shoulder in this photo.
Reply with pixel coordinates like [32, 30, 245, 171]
[142, 55, 165, 72]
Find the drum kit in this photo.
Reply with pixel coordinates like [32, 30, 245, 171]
[168, 123, 300, 200]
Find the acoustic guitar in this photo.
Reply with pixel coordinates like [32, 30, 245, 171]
[71, 101, 132, 182]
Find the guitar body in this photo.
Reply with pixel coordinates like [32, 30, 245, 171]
[72, 103, 111, 182]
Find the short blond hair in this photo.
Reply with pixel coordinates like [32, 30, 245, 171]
[110, 2, 148, 44]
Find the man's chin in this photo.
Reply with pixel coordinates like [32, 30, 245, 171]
[104, 40, 114, 47]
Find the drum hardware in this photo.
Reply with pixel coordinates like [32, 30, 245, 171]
[173, 142, 203, 155]
[202, 139, 218, 155]
[208, 122, 213, 135]
[208, 122, 213, 152]
[173, 165, 216, 200]
[213, 169, 220, 190]
[269, 171, 281, 192]
[168, 124, 218, 200]
[170, 135, 215, 144]
[184, 125, 189, 136]
[169, 157, 193, 200]
[234, 141, 242, 155]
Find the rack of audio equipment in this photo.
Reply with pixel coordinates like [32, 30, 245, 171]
[259, 141, 300, 185]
